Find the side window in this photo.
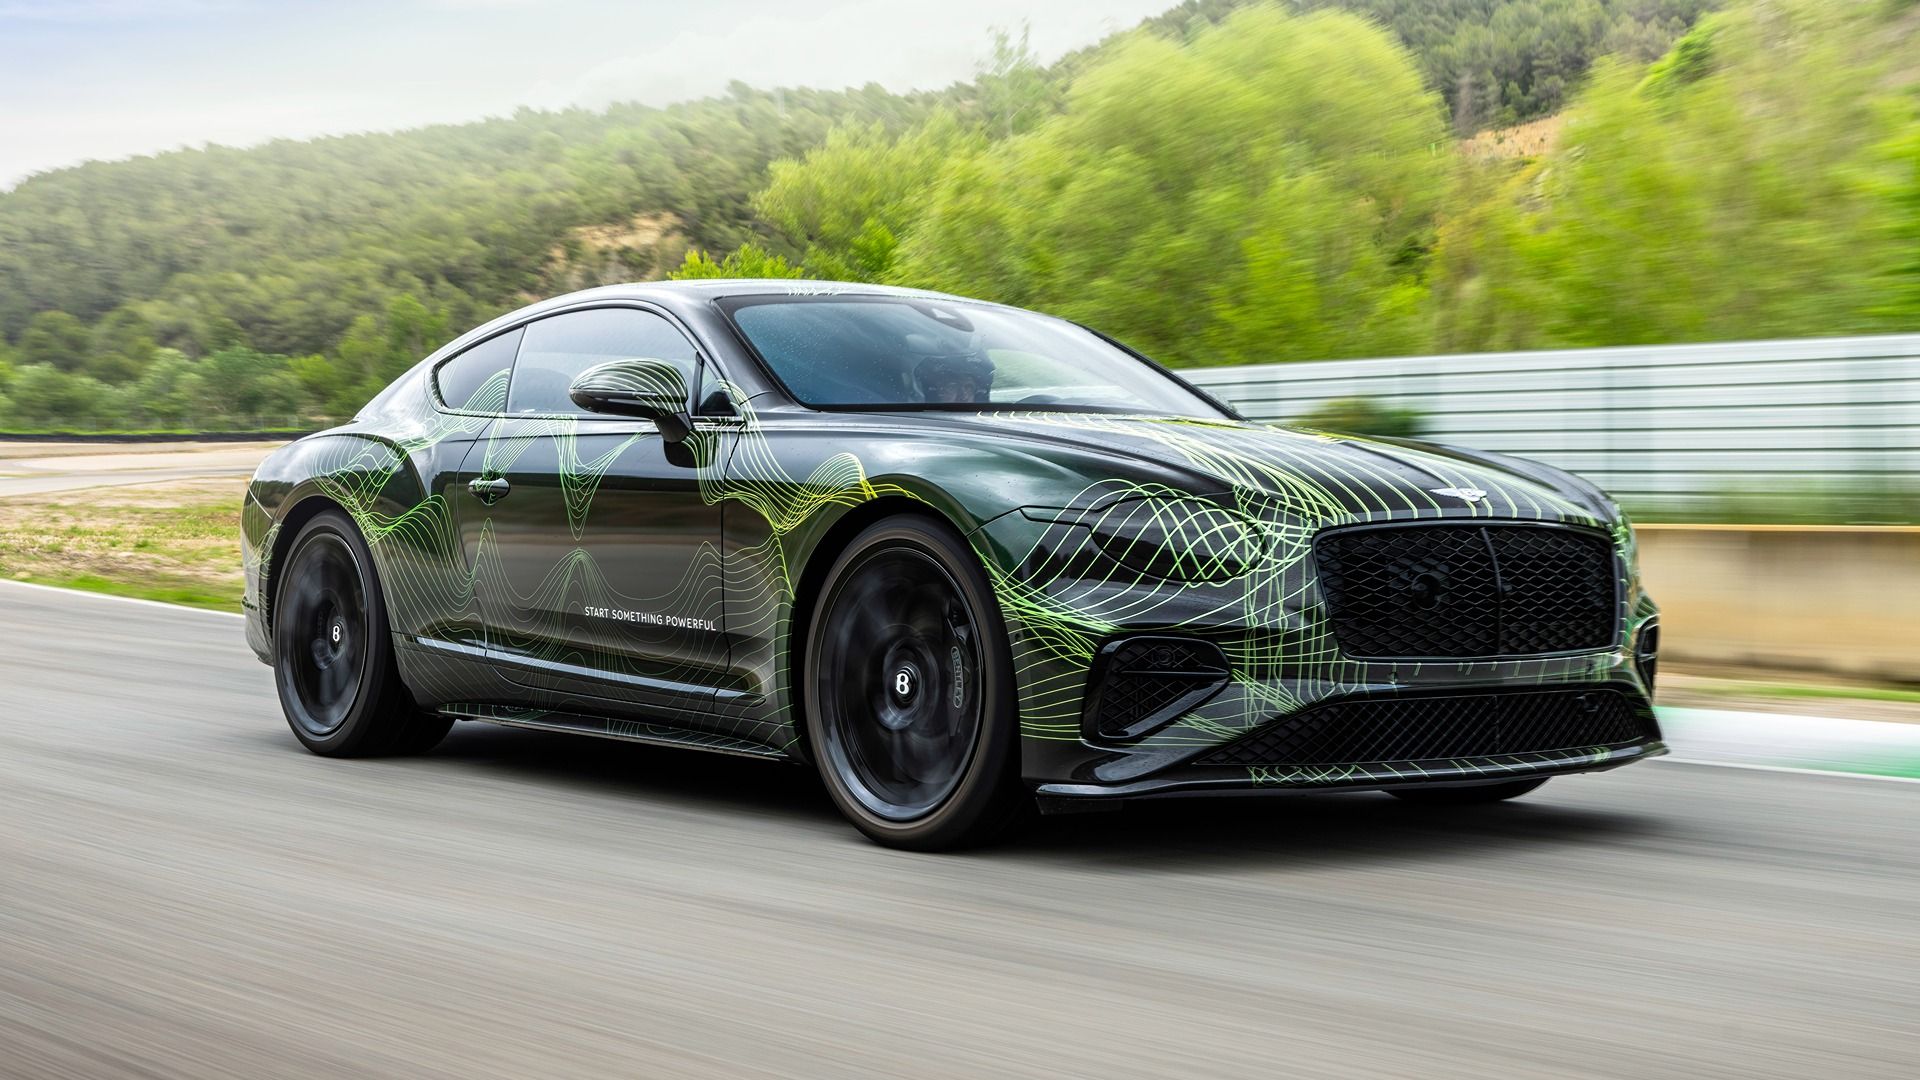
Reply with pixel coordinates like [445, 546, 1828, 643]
[507, 308, 700, 417]
[434, 328, 521, 413]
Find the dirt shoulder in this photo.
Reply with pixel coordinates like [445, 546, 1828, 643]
[0, 439, 282, 461]
[0, 477, 245, 610]
[0, 440, 280, 498]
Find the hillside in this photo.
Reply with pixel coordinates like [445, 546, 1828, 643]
[1142, 0, 1715, 132]
[0, 0, 1785, 431]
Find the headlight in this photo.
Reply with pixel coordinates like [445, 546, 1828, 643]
[1081, 495, 1265, 584]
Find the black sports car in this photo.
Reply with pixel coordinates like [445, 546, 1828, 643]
[243, 280, 1664, 849]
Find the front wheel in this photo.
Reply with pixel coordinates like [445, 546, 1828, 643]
[803, 516, 1025, 850]
[272, 508, 451, 757]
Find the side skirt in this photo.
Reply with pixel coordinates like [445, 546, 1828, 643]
[435, 703, 793, 763]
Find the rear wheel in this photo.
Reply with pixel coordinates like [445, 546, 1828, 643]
[1389, 777, 1548, 805]
[804, 516, 1024, 850]
[272, 509, 451, 757]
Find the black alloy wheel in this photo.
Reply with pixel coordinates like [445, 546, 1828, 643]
[273, 509, 451, 757]
[805, 516, 1024, 850]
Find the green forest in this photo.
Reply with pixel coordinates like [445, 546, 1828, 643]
[1, 0, 1915, 431]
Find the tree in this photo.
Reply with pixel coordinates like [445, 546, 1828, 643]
[17, 311, 91, 372]
[1432, 0, 1920, 351]
[668, 243, 811, 281]
[288, 353, 349, 415]
[975, 24, 1059, 139]
[1879, 126, 1920, 325]
[86, 307, 159, 383]
[125, 349, 204, 427]
[2, 364, 111, 427]
[195, 347, 306, 421]
[381, 293, 449, 383]
[754, 113, 982, 282]
[1147, 1, 1715, 133]
[0, 76, 946, 358]
[329, 314, 394, 415]
[892, 7, 1449, 365]
[1293, 396, 1429, 438]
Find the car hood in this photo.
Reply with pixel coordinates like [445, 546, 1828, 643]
[915, 411, 1616, 526]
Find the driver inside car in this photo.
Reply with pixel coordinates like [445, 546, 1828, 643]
[912, 351, 996, 404]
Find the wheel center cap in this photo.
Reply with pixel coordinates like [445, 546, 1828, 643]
[890, 664, 918, 705]
[326, 618, 348, 651]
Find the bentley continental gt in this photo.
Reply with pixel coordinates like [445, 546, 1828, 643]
[243, 280, 1665, 849]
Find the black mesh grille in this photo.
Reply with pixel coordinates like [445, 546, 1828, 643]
[1315, 524, 1617, 658]
[1198, 688, 1650, 766]
[1085, 637, 1230, 741]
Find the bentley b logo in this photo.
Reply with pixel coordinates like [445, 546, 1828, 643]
[1431, 486, 1488, 503]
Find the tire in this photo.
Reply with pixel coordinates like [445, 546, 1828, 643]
[1389, 777, 1548, 806]
[803, 515, 1026, 850]
[272, 508, 452, 757]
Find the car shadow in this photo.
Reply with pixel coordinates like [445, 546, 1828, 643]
[1005, 788, 1665, 871]
[406, 722, 1665, 868]
[425, 721, 842, 822]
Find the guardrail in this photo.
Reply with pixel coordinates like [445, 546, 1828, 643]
[1179, 334, 1920, 520]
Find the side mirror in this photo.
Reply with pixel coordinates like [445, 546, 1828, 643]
[569, 358, 692, 441]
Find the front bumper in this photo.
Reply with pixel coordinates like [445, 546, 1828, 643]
[1034, 738, 1667, 805]
[972, 504, 1664, 795]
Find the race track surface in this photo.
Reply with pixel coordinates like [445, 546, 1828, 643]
[2, 582, 1916, 1079]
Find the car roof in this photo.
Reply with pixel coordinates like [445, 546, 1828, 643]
[551, 278, 981, 306]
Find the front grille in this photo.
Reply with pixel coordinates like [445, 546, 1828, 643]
[1197, 688, 1650, 766]
[1315, 524, 1617, 658]
[1084, 636, 1230, 742]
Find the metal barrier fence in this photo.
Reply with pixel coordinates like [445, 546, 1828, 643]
[1179, 333, 1920, 521]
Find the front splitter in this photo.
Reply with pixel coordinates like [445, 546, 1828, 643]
[1032, 740, 1667, 810]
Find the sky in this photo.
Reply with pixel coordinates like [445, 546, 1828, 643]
[0, 0, 1175, 187]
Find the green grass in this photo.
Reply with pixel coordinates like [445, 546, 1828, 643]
[0, 478, 245, 615]
[1629, 485, 1920, 526]
[1685, 680, 1920, 705]
[16, 572, 239, 612]
[1836, 758, 1920, 781]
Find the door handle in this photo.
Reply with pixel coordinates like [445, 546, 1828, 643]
[468, 477, 510, 503]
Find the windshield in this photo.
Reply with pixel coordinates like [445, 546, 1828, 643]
[719, 295, 1230, 418]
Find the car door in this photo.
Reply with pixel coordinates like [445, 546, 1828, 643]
[464, 304, 732, 724]
[382, 327, 524, 709]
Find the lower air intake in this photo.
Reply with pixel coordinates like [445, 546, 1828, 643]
[1197, 687, 1651, 766]
[1084, 636, 1230, 742]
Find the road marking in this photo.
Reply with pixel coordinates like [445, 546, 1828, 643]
[0, 577, 245, 619]
[1656, 704, 1920, 784]
[1649, 757, 1920, 784]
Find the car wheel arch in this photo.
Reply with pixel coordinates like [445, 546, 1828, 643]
[264, 494, 353, 638]
[781, 495, 977, 763]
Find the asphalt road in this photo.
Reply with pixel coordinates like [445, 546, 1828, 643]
[2, 582, 1917, 1079]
